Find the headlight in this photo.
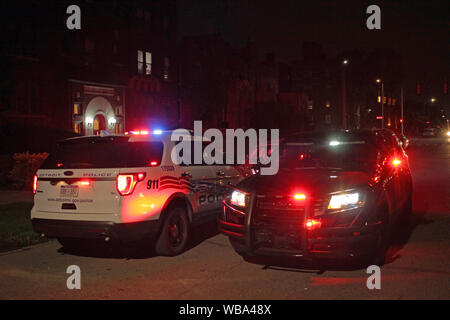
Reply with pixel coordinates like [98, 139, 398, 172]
[230, 190, 247, 207]
[328, 192, 363, 210]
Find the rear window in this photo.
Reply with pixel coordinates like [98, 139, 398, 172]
[41, 139, 164, 169]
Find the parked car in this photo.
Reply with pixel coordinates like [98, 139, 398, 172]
[422, 128, 437, 137]
[31, 130, 252, 256]
[219, 129, 413, 266]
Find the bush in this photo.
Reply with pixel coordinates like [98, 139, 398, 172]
[8, 152, 48, 190]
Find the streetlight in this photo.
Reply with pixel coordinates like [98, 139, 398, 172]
[430, 97, 436, 103]
[376, 78, 384, 129]
[341, 59, 349, 129]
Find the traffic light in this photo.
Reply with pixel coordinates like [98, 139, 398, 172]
[416, 81, 421, 95]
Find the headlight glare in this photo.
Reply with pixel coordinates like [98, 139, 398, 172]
[230, 190, 247, 207]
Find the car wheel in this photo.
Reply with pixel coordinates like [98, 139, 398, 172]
[372, 210, 390, 267]
[229, 238, 246, 254]
[57, 237, 84, 249]
[399, 192, 413, 227]
[155, 205, 190, 256]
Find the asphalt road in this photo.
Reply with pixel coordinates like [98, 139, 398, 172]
[0, 138, 449, 300]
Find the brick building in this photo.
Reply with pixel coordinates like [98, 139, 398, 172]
[0, 0, 178, 136]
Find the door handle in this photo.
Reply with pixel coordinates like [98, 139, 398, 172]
[181, 172, 192, 179]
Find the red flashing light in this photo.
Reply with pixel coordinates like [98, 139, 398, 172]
[116, 172, 146, 196]
[56, 163, 63, 168]
[305, 219, 322, 231]
[293, 193, 307, 201]
[128, 130, 150, 136]
[298, 154, 305, 160]
[149, 161, 159, 166]
[392, 158, 402, 167]
[376, 116, 383, 120]
[33, 175, 38, 194]
[80, 180, 91, 186]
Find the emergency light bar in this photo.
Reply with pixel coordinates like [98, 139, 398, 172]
[125, 129, 163, 136]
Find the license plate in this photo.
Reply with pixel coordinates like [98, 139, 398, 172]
[60, 185, 79, 198]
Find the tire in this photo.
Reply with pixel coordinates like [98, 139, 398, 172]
[155, 205, 190, 256]
[57, 237, 84, 250]
[229, 238, 246, 255]
[399, 192, 413, 227]
[372, 208, 390, 267]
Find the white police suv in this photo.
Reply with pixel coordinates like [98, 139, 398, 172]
[31, 130, 251, 255]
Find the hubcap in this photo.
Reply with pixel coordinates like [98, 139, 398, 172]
[167, 214, 184, 247]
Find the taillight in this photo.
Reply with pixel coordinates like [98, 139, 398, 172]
[33, 175, 38, 194]
[116, 173, 146, 196]
[293, 193, 307, 201]
[305, 219, 322, 231]
[392, 158, 402, 167]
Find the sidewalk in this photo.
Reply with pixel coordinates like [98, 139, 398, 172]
[0, 190, 33, 205]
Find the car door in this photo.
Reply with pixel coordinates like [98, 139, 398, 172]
[176, 140, 218, 224]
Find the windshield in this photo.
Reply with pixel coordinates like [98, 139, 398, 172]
[279, 141, 377, 172]
[41, 139, 164, 169]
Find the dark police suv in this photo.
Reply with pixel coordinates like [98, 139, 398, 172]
[219, 129, 412, 265]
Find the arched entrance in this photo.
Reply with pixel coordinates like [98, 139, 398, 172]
[93, 114, 106, 135]
[84, 96, 116, 135]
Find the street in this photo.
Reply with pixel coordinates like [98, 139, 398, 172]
[0, 138, 449, 300]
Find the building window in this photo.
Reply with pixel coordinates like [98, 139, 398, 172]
[145, 52, 152, 75]
[74, 123, 82, 134]
[137, 50, 152, 75]
[163, 57, 169, 80]
[137, 50, 144, 74]
[73, 103, 81, 115]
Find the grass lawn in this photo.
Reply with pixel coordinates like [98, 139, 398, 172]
[0, 202, 48, 252]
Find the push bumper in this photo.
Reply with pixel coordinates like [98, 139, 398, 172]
[219, 202, 380, 261]
[32, 218, 161, 242]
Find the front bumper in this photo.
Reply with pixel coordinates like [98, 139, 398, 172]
[219, 199, 379, 261]
[32, 218, 161, 242]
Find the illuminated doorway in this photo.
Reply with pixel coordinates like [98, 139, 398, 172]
[93, 114, 106, 135]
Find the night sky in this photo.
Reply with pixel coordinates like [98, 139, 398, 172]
[177, 0, 449, 103]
